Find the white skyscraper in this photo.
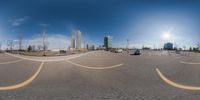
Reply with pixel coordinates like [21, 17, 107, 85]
[76, 30, 81, 49]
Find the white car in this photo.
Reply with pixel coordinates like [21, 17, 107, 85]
[115, 49, 123, 53]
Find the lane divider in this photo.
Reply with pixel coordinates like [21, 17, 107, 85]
[66, 60, 123, 70]
[0, 62, 44, 90]
[0, 59, 24, 65]
[180, 61, 200, 65]
[156, 68, 200, 90]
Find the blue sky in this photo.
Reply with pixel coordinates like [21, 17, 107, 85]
[0, 0, 199, 49]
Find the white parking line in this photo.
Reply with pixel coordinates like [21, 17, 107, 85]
[81, 57, 112, 60]
[5, 52, 93, 62]
[0, 59, 24, 65]
[180, 61, 200, 65]
[66, 60, 123, 70]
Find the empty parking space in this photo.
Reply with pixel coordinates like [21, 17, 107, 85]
[0, 60, 42, 88]
[0, 54, 23, 63]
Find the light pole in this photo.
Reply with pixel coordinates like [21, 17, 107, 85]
[126, 39, 129, 53]
[42, 31, 47, 56]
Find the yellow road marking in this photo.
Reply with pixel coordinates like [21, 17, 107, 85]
[0, 59, 24, 65]
[66, 60, 123, 69]
[156, 68, 200, 90]
[180, 61, 200, 65]
[0, 62, 44, 90]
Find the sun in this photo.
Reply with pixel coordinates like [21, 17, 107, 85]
[162, 32, 171, 39]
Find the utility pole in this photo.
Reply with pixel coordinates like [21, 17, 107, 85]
[0, 41, 2, 51]
[126, 39, 129, 53]
[18, 33, 23, 51]
[42, 31, 48, 56]
[197, 42, 200, 51]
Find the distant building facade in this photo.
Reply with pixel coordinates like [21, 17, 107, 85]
[70, 30, 82, 50]
[86, 44, 89, 50]
[91, 45, 95, 50]
[86, 44, 95, 50]
[164, 43, 173, 50]
[71, 35, 76, 48]
[76, 31, 81, 49]
[104, 36, 112, 50]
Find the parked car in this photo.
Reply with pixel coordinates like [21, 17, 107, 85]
[115, 49, 123, 53]
[60, 50, 66, 54]
[110, 49, 116, 52]
[133, 49, 141, 55]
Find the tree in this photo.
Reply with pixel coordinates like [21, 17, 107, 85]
[27, 45, 32, 52]
[32, 45, 36, 51]
[37, 45, 42, 51]
[0, 41, 2, 51]
[197, 42, 200, 51]
[174, 43, 178, 50]
[7, 40, 13, 51]
[183, 46, 186, 51]
[193, 47, 196, 51]
[189, 47, 192, 51]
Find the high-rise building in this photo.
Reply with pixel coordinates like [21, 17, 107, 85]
[86, 44, 89, 50]
[71, 35, 76, 48]
[104, 36, 112, 50]
[76, 31, 81, 49]
[91, 45, 95, 50]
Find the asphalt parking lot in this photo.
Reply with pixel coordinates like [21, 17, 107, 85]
[0, 51, 200, 100]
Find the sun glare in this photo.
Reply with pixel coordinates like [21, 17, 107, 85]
[162, 32, 171, 39]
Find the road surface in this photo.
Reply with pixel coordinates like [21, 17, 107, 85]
[0, 51, 200, 100]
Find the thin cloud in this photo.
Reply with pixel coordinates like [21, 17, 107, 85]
[8, 16, 29, 26]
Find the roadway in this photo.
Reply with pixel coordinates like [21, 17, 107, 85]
[0, 51, 200, 100]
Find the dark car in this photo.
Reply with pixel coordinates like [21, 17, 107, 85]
[132, 49, 141, 55]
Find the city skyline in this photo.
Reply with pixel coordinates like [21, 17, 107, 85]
[0, 0, 200, 49]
